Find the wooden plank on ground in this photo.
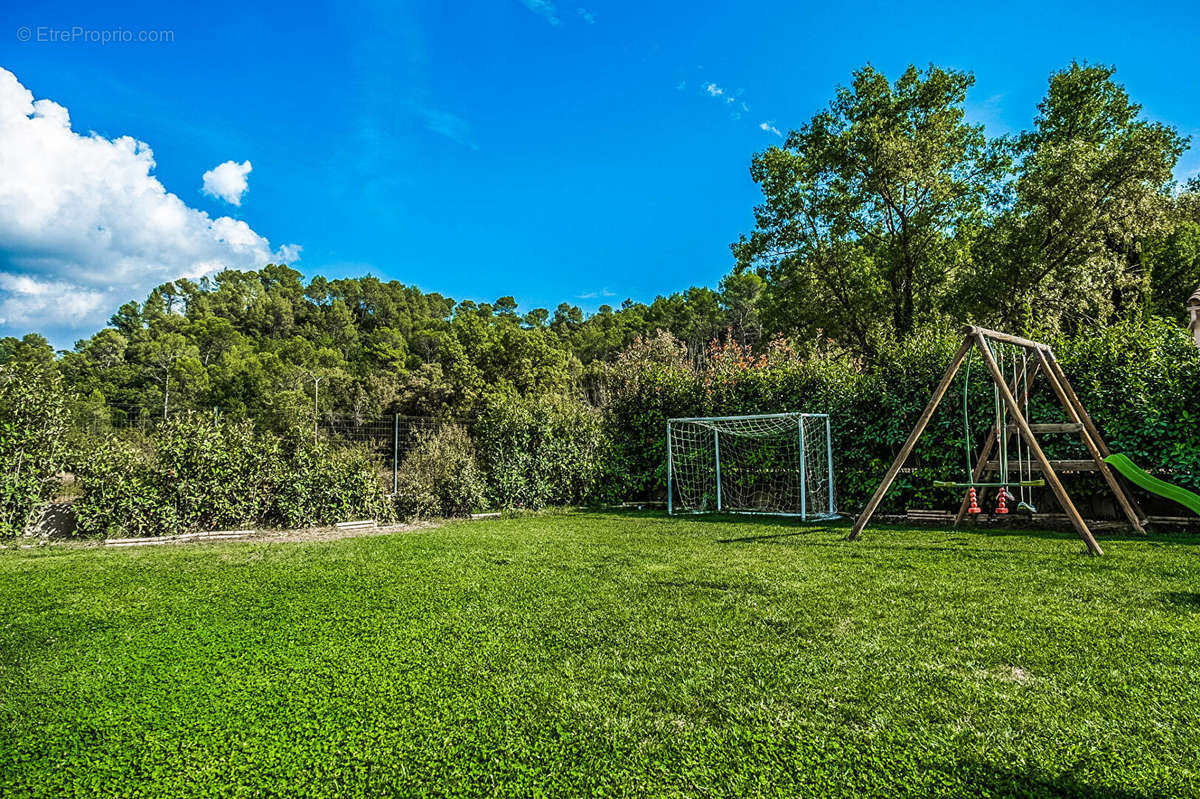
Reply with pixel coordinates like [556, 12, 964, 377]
[106, 530, 256, 547]
[335, 520, 376, 530]
[907, 509, 953, 524]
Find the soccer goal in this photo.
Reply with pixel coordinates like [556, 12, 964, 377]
[666, 412, 837, 519]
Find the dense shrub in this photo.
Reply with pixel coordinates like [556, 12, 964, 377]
[73, 414, 279, 536]
[63, 317, 1200, 533]
[596, 332, 696, 503]
[158, 414, 281, 529]
[72, 436, 177, 538]
[0, 361, 68, 537]
[73, 416, 395, 537]
[473, 391, 603, 509]
[1049, 317, 1200, 493]
[274, 439, 397, 528]
[394, 424, 485, 519]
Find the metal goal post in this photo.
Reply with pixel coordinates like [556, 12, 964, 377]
[666, 412, 836, 520]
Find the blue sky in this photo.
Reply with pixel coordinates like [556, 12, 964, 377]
[2, 0, 1199, 346]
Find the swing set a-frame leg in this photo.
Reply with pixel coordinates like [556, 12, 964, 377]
[975, 334, 1103, 556]
[1042, 352, 1149, 527]
[849, 336, 974, 541]
[1033, 348, 1145, 535]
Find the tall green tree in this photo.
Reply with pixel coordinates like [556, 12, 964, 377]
[719, 271, 765, 346]
[134, 333, 203, 419]
[1146, 180, 1200, 321]
[969, 63, 1187, 330]
[734, 64, 1005, 353]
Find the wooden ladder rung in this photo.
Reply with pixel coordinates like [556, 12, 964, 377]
[985, 459, 1099, 472]
[1006, 423, 1083, 434]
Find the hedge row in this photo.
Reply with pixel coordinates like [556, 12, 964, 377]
[599, 319, 1200, 515]
[5, 318, 1198, 537]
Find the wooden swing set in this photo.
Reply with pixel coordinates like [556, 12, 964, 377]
[850, 326, 1147, 556]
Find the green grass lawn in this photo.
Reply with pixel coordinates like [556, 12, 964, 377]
[2, 513, 1199, 797]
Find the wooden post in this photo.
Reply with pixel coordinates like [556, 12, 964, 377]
[1042, 351, 1148, 525]
[1034, 349, 1145, 535]
[975, 334, 1103, 556]
[849, 335, 974, 540]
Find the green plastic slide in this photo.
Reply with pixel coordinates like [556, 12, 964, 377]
[1103, 454, 1200, 516]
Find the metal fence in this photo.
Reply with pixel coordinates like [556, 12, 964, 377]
[70, 403, 467, 495]
[321, 414, 462, 493]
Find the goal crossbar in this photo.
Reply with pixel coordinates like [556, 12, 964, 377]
[670, 412, 806, 422]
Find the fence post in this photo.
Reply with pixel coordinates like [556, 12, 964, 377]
[392, 414, 399, 495]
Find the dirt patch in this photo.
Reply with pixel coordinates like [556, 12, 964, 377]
[250, 520, 441, 544]
[4, 519, 444, 550]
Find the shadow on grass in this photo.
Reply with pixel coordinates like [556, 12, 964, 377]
[1161, 592, 1200, 609]
[953, 524, 1200, 547]
[651, 578, 770, 594]
[590, 510, 1088, 555]
[948, 760, 1153, 799]
[717, 530, 820, 544]
[583, 508, 1200, 554]
[597, 509, 829, 526]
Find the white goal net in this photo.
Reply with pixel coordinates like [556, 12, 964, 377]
[667, 412, 836, 519]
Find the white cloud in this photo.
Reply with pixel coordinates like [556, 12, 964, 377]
[694, 73, 778, 131]
[578, 288, 616, 300]
[702, 80, 750, 119]
[417, 107, 478, 150]
[0, 68, 298, 334]
[576, 7, 595, 23]
[519, 0, 560, 25]
[201, 159, 252, 205]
